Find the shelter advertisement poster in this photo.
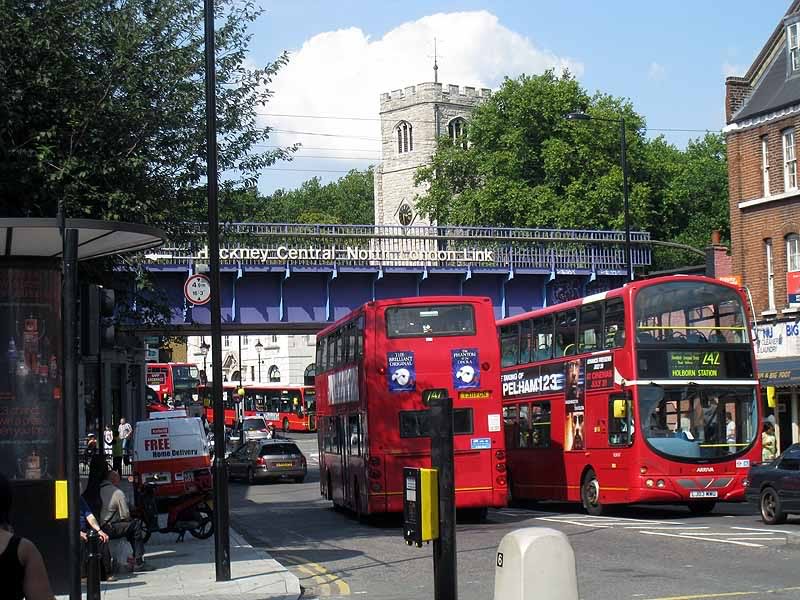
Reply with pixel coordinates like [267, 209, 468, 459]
[451, 348, 480, 390]
[0, 267, 62, 481]
[564, 359, 585, 451]
[388, 351, 415, 392]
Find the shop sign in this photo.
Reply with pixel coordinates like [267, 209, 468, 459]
[754, 322, 800, 359]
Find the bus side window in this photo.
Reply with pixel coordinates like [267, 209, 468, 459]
[519, 404, 531, 448]
[604, 298, 625, 349]
[533, 316, 553, 360]
[579, 303, 601, 353]
[609, 395, 633, 446]
[503, 406, 519, 450]
[531, 402, 551, 448]
[355, 315, 365, 359]
[556, 309, 577, 356]
[519, 319, 532, 364]
[500, 324, 519, 367]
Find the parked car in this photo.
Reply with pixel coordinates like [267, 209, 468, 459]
[745, 443, 800, 524]
[227, 440, 307, 485]
[241, 416, 274, 443]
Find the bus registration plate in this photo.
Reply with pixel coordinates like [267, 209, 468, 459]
[689, 490, 718, 498]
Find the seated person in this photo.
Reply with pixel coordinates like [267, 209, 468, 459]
[100, 470, 154, 572]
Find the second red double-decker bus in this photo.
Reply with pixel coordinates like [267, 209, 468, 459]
[146, 362, 201, 409]
[498, 275, 761, 515]
[198, 384, 316, 432]
[315, 296, 507, 519]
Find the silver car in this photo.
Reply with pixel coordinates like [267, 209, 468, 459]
[241, 416, 273, 443]
[227, 440, 307, 484]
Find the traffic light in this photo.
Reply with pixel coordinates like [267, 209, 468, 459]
[80, 285, 116, 356]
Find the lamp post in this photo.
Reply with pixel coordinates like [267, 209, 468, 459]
[565, 111, 634, 281]
[199, 338, 210, 379]
[255, 339, 263, 383]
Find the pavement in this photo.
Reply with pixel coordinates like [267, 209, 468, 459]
[56, 527, 301, 600]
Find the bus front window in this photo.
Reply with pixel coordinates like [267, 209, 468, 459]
[638, 385, 758, 461]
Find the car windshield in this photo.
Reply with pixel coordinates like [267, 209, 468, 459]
[638, 385, 758, 460]
[260, 444, 301, 456]
[243, 419, 266, 431]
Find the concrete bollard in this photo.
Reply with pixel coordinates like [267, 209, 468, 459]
[493, 527, 579, 600]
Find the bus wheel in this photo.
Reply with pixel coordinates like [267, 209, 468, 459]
[282, 417, 290, 432]
[761, 487, 787, 525]
[581, 469, 604, 516]
[687, 501, 716, 515]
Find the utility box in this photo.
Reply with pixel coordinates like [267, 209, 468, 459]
[493, 528, 579, 600]
[403, 467, 439, 547]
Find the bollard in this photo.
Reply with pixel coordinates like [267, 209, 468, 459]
[86, 529, 102, 600]
[493, 528, 579, 600]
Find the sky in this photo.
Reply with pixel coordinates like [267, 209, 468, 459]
[244, 1, 787, 194]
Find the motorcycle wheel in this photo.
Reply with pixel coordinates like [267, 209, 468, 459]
[189, 504, 215, 539]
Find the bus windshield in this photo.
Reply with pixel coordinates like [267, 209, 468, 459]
[635, 281, 748, 344]
[304, 389, 316, 413]
[638, 385, 758, 461]
[252, 389, 303, 414]
[386, 304, 475, 338]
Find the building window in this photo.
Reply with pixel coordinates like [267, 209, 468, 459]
[790, 23, 800, 72]
[783, 128, 797, 191]
[223, 336, 230, 348]
[762, 136, 770, 197]
[788, 234, 800, 272]
[242, 336, 249, 346]
[271, 335, 277, 343]
[268, 365, 280, 382]
[766, 239, 776, 310]
[304, 364, 315, 386]
[398, 203, 414, 226]
[396, 121, 413, 154]
[448, 117, 467, 148]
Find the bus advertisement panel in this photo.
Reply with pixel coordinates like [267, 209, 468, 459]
[499, 275, 761, 516]
[316, 296, 507, 519]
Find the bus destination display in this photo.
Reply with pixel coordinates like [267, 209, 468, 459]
[668, 351, 722, 378]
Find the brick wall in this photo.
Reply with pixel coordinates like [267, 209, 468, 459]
[727, 113, 800, 315]
[725, 77, 751, 123]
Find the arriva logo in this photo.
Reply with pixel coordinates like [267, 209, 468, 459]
[696, 467, 715, 473]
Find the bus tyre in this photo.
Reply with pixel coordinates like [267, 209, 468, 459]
[760, 487, 787, 525]
[581, 469, 604, 516]
[688, 501, 716, 515]
[283, 418, 290, 433]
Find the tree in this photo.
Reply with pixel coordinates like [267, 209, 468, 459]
[414, 72, 728, 270]
[0, 0, 293, 237]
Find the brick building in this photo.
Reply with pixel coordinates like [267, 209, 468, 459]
[725, 0, 800, 451]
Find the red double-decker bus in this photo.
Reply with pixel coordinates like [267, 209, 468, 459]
[498, 275, 761, 515]
[146, 362, 201, 409]
[198, 384, 316, 432]
[316, 296, 507, 519]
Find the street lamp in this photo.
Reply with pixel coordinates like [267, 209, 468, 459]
[255, 339, 263, 383]
[199, 338, 210, 375]
[565, 111, 634, 281]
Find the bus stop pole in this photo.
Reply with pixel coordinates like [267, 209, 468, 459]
[430, 395, 457, 600]
[204, 0, 231, 581]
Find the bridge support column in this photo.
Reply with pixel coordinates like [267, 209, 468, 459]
[372, 267, 383, 301]
[501, 265, 514, 318]
[280, 263, 290, 321]
[325, 266, 338, 322]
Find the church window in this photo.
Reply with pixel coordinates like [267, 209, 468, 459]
[398, 204, 414, 226]
[448, 118, 468, 148]
[397, 121, 413, 154]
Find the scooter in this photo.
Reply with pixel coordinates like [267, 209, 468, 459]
[136, 482, 214, 543]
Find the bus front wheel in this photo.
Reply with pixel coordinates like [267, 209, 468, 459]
[581, 469, 604, 516]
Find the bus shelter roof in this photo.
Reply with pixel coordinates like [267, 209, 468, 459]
[0, 218, 167, 261]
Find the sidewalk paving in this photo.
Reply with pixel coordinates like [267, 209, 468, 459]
[57, 527, 301, 600]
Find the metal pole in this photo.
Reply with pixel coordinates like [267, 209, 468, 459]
[62, 228, 81, 600]
[85, 529, 102, 600]
[430, 396, 457, 600]
[203, 0, 231, 581]
[620, 117, 633, 281]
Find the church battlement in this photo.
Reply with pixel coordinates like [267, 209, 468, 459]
[379, 82, 491, 111]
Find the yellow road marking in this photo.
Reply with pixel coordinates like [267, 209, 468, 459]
[642, 586, 800, 599]
[278, 553, 350, 596]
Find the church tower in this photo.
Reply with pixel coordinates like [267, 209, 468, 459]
[373, 83, 491, 226]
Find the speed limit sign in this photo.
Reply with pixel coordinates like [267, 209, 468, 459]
[184, 274, 212, 305]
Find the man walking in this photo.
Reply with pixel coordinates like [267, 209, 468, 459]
[118, 417, 132, 456]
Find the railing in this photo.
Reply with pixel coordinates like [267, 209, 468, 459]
[144, 223, 652, 271]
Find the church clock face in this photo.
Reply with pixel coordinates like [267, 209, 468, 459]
[398, 203, 413, 226]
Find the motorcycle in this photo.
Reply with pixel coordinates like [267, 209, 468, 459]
[136, 482, 214, 543]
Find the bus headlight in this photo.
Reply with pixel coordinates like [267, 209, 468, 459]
[656, 479, 665, 488]
[645, 479, 654, 487]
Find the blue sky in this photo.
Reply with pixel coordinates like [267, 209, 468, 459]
[245, 1, 785, 194]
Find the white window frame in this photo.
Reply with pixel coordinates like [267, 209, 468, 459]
[766, 239, 776, 310]
[783, 128, 797, 191]
[790, 23, 800, 72]
[762, 136, 770, 197]
[788, 234, 800, 272]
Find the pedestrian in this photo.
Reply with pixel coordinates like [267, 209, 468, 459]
[82, 454, 110, 518]
[118, 418, 132, 456]
[111, 431, 123, 474]
[99, 471, 154, 572]
[762, 422, 778, 462]
[0, 473, 55, 600]
[103, 425, 114, 462]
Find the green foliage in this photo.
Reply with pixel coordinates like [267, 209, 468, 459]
[415, 72, 728, 271]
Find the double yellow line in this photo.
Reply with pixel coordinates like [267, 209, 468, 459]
[280, 553, 350, 597]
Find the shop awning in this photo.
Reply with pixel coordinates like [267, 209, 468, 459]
[757, 357, 800, 386]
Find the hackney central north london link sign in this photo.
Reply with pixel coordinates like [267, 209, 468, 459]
[182, 245, 497, 264]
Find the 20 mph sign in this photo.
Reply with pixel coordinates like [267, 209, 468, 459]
[184, 274, 212, 305]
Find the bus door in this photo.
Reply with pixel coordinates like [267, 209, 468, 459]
[338, 415, 351, 506]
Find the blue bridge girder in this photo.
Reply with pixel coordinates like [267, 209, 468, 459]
[134, 223, 652, 333]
